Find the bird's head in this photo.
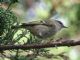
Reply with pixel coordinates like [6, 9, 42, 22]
[56, 20, 67, 28]
[54, 20, 68, 32]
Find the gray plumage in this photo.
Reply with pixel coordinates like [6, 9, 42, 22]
[12, 19, 66, 40]
[26, 19, 65, 39]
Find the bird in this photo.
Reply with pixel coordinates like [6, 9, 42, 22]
[26, 19, 66, 39]
[12, 19, 66, 41]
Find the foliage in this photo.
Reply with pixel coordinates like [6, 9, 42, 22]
[0, 7, 17, 36]
[0, 7, 19, 45]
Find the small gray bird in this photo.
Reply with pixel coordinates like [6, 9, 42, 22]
[12, 19, 66, 43]
[12, 19, 66, 40]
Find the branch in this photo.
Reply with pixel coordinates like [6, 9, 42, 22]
[0, 40, 80, 51]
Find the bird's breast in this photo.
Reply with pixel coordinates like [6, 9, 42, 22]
[28, 25, 56, 39]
